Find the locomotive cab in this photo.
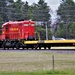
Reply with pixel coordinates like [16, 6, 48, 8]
[22, 20, 35, 40]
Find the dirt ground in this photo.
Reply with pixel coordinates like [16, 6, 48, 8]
[0, 50, 75, 72]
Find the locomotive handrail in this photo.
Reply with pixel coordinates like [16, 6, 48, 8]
[34, 32, 40, 41]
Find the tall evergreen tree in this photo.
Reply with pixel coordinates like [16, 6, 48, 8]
[0, 0, 7, 23]
[13, 0, 23, 20]
[0, 0, 14, 23]
[32, 0, 50, 22]
[22, 1, 30, 20]
[57, 0, 75, 24]
[56, 0, 75, 38]
[6, 0, 14, 21]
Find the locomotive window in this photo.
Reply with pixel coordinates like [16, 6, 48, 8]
[6, 26, 8, 30]
[31, 24, 34, 26]
[24, 24, 28, 26]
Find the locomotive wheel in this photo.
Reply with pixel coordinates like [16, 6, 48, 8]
[3, 47, 5, 50]
[16, 44, 19, 49]
[12, 47, 14, 49]
[2, 43, 5, 50]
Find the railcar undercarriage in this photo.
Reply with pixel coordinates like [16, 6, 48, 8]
[0, 39, 75, 50]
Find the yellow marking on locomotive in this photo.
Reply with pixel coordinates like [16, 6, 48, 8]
[11, 28, 18, 31]
[44, 40, 75, 43]
[24, 41, 38, 44]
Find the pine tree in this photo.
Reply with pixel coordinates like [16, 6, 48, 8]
[37, 0, 50, 22]
[56, 0, 75, 38]
[13, 0, 23, 20]
[0, 0, 7, 23]
[32, 0, 50, 22]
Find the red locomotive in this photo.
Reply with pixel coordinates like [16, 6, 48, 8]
[0, 20, 36, 49]
[1, 20, 35, 40]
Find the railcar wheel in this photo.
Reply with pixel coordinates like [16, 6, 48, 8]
[12, 47, 14, 49]
[48, 46, 51, 50]
[34, 45, 38, 50]
[23, 47, 24, 50]
[44, 47, 46, 49]
[7, 47, 9, 50]
[39, 46, 41, 49]
[32, 47, 33, 49]
[2, 43, 5, 50]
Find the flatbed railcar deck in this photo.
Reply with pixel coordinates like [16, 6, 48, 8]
[23, 40, 75, 49]
[44, 40, 75, 46]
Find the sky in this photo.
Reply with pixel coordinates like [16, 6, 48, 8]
[21, 0, 61, 11]
[20, 0, 75, 11]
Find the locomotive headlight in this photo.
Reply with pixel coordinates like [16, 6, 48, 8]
[2, 31, 4, 34]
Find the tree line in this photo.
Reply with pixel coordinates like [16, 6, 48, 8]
[55, 0, 75, 39]
[0, 0, 50, 24]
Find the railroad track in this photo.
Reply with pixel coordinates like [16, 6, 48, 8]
[0, 48, 75, 54]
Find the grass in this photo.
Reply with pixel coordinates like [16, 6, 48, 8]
[0, 70, 74, 75]
[0, 50, 75, 74]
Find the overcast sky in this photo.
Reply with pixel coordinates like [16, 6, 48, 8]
[14, 0, 75, 11]
[21, 0, 61, 11]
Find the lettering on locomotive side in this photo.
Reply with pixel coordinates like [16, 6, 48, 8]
[24, 24, 34, 26]
[10, 28, 19, 31]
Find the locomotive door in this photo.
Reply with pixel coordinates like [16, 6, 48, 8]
[5, 25, 9, 39]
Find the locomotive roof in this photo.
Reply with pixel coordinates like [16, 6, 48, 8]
[2, 20, 35, 27]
